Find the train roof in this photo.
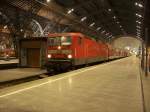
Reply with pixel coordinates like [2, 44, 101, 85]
[48, 32, 85, 37]
[48, 32, 100, 42]
[48, 32, 108, 45]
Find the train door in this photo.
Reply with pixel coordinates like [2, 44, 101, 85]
[27, 48, 40, 67]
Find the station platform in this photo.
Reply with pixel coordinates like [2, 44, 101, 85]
[0, 59, 18, 64]
[0, 56, 143, 112]
[0, 59, 18, 69]
[0, 68, 46, 83]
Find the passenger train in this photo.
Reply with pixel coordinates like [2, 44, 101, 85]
[46, 33, 128, 72]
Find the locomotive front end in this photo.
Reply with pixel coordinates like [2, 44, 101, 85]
[46, 35, 73, 72]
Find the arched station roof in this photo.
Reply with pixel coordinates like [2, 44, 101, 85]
[1, 0, 149, 43]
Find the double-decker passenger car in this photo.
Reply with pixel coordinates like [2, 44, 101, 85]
[46, 33, 109, 72]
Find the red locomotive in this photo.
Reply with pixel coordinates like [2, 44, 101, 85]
[46, 33, 127, 72]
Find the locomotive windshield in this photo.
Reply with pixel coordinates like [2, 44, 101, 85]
[48, 36, 72, 46]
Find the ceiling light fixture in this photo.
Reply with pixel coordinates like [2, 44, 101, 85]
[113, 16, 116, 19]
[136, 21, 142, 24]
[137, 34, 141, 36]
[137, 32, 141, 34]
[136, 26, 141, 29]
[108, 9, 112, 12]
[109, 35, 112, 38]
[67, 8, 74, 14]
[89, 22, 95, 27]
[46, 0, 51, 3]
[106, 33, 109, 36]
[20, 29, 23, 32]
[3, 25, 7, 29]
[81, 17, 87, 22]
[136, 13, 142, 18]
[101, 30, 106, 34]
[96, 27, 101, 31]
[137, 29, 141, 31]
[135, 2, 143, 8]
[136, 29, 141, 31]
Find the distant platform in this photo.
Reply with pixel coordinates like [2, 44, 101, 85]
[0, 68, 46, 83]
[0, 59, 18, 64]
[0, 59, 18, 69]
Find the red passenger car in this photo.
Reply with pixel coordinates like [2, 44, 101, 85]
[46, 33, 109, 72]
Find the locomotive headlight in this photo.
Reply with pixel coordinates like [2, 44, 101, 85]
[58, 46, 61, 50]
[47, 54, 52, 58]
[68, 54, 72, 59]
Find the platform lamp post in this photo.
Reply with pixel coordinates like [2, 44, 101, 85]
[107, 36, 113, 60]
[141, 39, 144, 70]
[141, 28, 149, 77]
[144, 28, 149, 76]
[142, 0, 149, 77]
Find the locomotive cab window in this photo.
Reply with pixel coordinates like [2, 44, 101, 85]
[61, 36, 72, 45]
[48, 37, 60, 46]
[48, 36, 72, 46]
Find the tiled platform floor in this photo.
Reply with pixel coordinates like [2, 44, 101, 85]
[0, 56, 143, 112]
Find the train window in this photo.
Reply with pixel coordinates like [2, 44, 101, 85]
[48, 36, 72, 46]
[78, 37, 82, 45]
[48, 37, 60, 46]
[61, 36, 72, 45]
